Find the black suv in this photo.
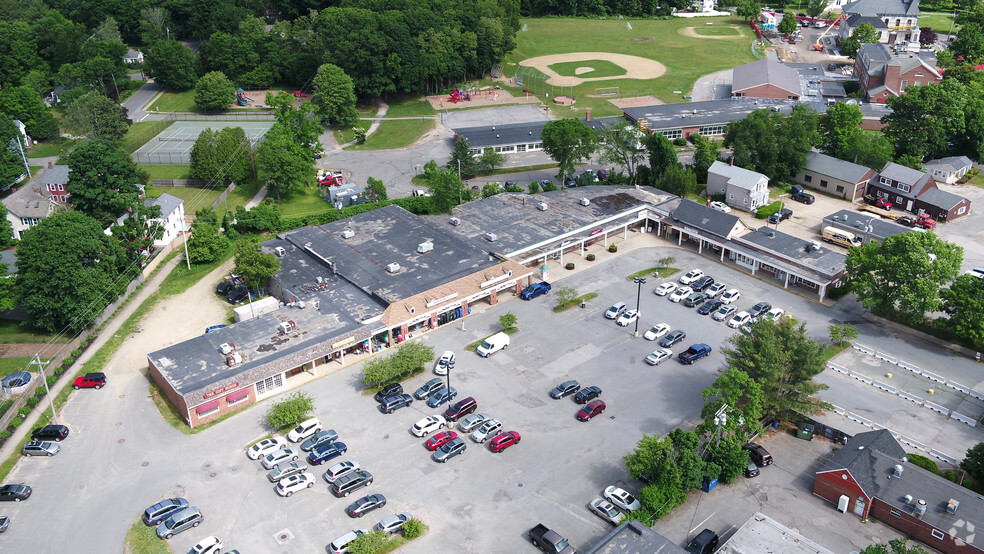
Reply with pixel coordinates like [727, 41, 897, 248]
[768, 208, 793, 224]
[31, 424, 70, 442]
[791, 190, 815, 204]
[747, 302, 772, 318]
[379, 394, 413, 414]
[690, 275, 715, 292]
[373, 383, 403, 403]
[331, 469, 373, 497]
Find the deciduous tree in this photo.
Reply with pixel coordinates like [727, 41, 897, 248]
[144, 40, 197, 91]
[312, 63, 359, 127]
[596, 122, 646, 185]
[424, 163, 467, 213]
[66, 139, 142, 225]
[952, 25, 984, 65]
[850, 133, 895, 168]
[807, 0, 827, 22]
[882, 80, 967, 160]
[0, 86, 59, 140]
[478, 147, 505, 173]
[658, 164, 696, 198]
[724, 105, 817, 182]
[817, 102, 863, 160]
[0, 118, 26, 188]
[266, 391, 314, 428]
[65, 91, 130, 142]
[267, 91, 322, 152]
[690, 134, 719, 183]
[540, 119, 596, 181]
[778, 12, 799, 35]
[700, 368, 765, 441]
[233, 238, 280, 293]
[111, 201, 163, 267]
[644, 133, 679, 181]
[186, 222, 229, 264]
[256, 125, 314, 201]
[841, 23, 880, 58]
[828, 323, 859, 346]
[919, 26, 938, 46]
[194, 71, 235, 111]
[942, 274, 984, 346]
[365, 177, 388, 202]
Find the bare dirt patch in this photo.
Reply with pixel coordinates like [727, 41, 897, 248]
[607, 95, 665, 108]
[519, 52, 666, 86]
[678, 25, 743, 39]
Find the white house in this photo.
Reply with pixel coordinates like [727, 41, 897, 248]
[922, 156, 973, 185]
[123, 49, 144, 64]
[708, 160, 770, 212]
[839, 0, 920, 50]
[1, 186, 61, 239]
[145, 193, 185, 247]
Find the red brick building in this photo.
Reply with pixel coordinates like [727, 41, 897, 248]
[731, 59, 801, 101]
[854, 43, 942, 103]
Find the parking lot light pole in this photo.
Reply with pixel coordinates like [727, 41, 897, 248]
[444, 359, 454, 424]
[633, 277, 646, 337]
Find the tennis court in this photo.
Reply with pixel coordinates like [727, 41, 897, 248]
[132, 120, 274, 165]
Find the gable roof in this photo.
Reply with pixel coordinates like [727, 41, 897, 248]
[669, 199, 741, 240]
[41, 165, 70, 186]
[732, 59, 802, 97]
[923, 156, 973, 174]
[803, 152, 874, 183]
[858, 43, 941, 79]
[1, 187, 55, 219]
[846, 14, 888, 29]
[708, 160, 767, 191]
[144, 193, 183, 219]
[879, 161, 926, 186]
[843, 0, 919, 17]
[918, 187, 968, 210]
[819, 429, 907, 497]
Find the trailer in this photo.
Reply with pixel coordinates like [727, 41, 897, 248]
[858, 204, 898, 220]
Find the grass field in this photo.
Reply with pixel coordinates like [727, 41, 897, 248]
[505, 17, 757, 115]
[343, 97, 436, 151]
[123, 120, 175, 154]
[549, 59, 627, 78]
[920, 11, 960, 35]
[151, 90, 197, 112]
[144, 185, 224, 214]
[27, 138, 76, 159]
[278, 185, 329, 218]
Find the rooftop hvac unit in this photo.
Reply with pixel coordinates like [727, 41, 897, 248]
[275, 246, 286, 257]
[417, 241, 434, 253]
[484, 232, 497, 242]
[226, 352, 243, 366]
[537, 201, 548, 211]
[580, 198, 590, 206]
[449, 217, 460, 226]
[914, 499, 927, 518]
[341, 229, 355, 239]
[947, 499, 960, 514]
[893, 464, 904, 478]
[387, 262, 401, 273]
[278, 320, 295, 334]
[810, 241, 822, 252]
[219, 343, 236, 355]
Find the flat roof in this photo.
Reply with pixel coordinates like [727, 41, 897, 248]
[823, 209, 919, 241]
[720, 512, 834, 554]
[623, 99, 829, 130]
[452, 116, 625, 149]
[586, 521, 687, 554]
[732, 227, 846, 280]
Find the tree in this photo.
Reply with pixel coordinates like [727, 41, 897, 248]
[942, 274, 984, 346]
[0, 118, 26, 188]
[596, 123, 646, 185]
[65, 92, 130, 142]
[448, 137, 479, 179]
[347, 530, 388, 554]
[817, 102, 863, 160]
[0, 86, 59, 140]
[478, 147, 505, 173]
[481, 183, 502, 198]
[233, 238, 280, 293]
[850, 133, 895, 168]
[365, 177, 387, 203]
[658, 164, 696, 198]
[144, 40, 197, 91]
[882, 80, 967, 160]
[257, 126, 314, 201]
[194, 71, 235, 111]
[778, 12, 799, 35]
[736, 0, 761, 23]
[16, 211, 124, 333]
[232, 202, 281, 234]
[425, 164, 467, 213]
[860, 539, 930, 554]
[499, 312, 517, 332]
[265, 391, 315, 429]
[540, 119, 596, 180]
[722, 318, 828, 420]
[362, 341, 435, 386]
[841, 23, 880, 59]
[706, 437, 747, 484]
[186, 222, 229, 264]
[311, 63, 359, 127]
[724, 105, 817, 182]
[140, 6, 171, 45]
[690, 134, 718, 183]
[952, 25, 984, 65]
[919, 26, 938, 46]
[806, 0, 826, 21]
[644, 133, 679, 181]
[190, 127, 251, 184]
[66, 139, 142, 225]
[828, 323, 859, 346]
[701, 368, 765, 442]
[112, 201, 163, 267]
[267, 92, 322, 152]
[846, 231, 963, 325]
[555, 287, 578, 308]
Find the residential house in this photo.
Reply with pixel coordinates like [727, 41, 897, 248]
[854, 43, 941, 102]
[814, 429, 984, 554]
[867, 162, 970, 221]
[731, 59, 801, 100]
[708, 160, 770, 212]
[923, 156, 973, 185]
[41, 163, 71, 204]
[123, 49, 144, 64]
[144, 193, 185, 247]
[1, 186, 61, 239]
[839, 0, 921, 49]
[792, 151, 876, 201]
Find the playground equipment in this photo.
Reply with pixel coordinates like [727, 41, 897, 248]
[449, 88, 471, 103]
[814, 14, 846, 51]
[235, 88, 254, 106]
[292, 90, 309, 98]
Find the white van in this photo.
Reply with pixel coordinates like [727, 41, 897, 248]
[476, 332, 510, 357]
[821, 226, 862, 248]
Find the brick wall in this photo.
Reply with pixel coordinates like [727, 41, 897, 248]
[869, 499, 980, 554]
[814, 470, 870, 517]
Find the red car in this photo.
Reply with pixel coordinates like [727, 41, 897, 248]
[577, 400, 606, 421]
[425, 431, 458, 451]
[488, 431, 521, 453]
[73, 372, 106, 390]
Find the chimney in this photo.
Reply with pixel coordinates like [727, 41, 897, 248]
[48, 161, 53, 169]
[586, 110, 591, 121]
[730, 157, 734, 166]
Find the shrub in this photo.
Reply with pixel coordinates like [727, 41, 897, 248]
[586, 254, 596, 261]
[528, 182, 540, 194]
[71, 349, 82, 358]
[10, 417, 22, 428]
[265, 391, 315, 430]
[46, 375, 56, 386]
[755, 201, 782, 219]
[673, 137, 687, 146]
[498, 312, 517, 332]
[943, 469, 961, 483]
[0, 431, 9, 439]
[909, 453, 941, 475]
[565, 262, 575, 270]
[18, 406, 30, 417]
[608, 244, 618, 253]
[27, 396, 38, 407]
[402, 517, 425, 539]
[347, 530, 386, 554]
[542, 182, 558, 192]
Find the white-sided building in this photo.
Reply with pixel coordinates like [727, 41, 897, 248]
[708, 160, 770, 212]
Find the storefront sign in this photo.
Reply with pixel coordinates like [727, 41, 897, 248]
[204, 382, 239, 399]
[480, 271, 512, 288]
[332, 336, 355, 348]
[426, 292, 458, 308]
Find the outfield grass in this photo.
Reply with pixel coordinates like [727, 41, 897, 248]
[27, 138, 76, 159]
[139, 165, 191, 179]
[920, 11, 960, 35]
[505, 17, 757, 114]
[123, 120, 175, 154]
[151, 90, 198, 112]
[549, 59, 627, 78]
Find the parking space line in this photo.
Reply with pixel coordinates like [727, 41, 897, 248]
[531, 489, 608, 530]
[690, 512, 716, 534]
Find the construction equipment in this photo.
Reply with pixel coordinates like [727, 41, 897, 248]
[814, 14, 846, 51]
[317, 169, 344, 187]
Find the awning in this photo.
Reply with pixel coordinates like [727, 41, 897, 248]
[225, 389, 249, 403]
[196, 399, 220, 414]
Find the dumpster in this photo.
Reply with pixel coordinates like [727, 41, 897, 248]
[797, 423, 815, 441]
[702, 478, 718, 492]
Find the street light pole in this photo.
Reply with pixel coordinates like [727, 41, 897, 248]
[633, 277, 646, 337]
[444, 359, 455, 421]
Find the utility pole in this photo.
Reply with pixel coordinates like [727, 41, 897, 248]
[29, 355, 57, 424]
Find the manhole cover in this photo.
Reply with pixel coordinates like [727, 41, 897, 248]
[273, 529, 295, 545]
[117, 438, 125, 444]
[209, 472, 216, 478]
[141, 462, 149, 467]
[517, 483, 524, 488]
[609, 415, 616, 420]
[203, 462, 212, 469]
[118, 394, 125, 399]
[230, 466, 238, 472]
[116, 422, 122, 427]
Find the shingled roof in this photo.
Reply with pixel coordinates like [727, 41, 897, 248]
[819, 429, 907, 497]
[732, 59, 802, 98]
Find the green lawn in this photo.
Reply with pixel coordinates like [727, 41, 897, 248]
[144, 185, 224, 214]
[0, 358, 33, 378]
[122, 120, 175, 154]
[549, 59, 627, 79]
[0, 320, 69, 344]
[139, 165, 191, 179]
[278, 185, 330, 218]
[150, 90, 198, 112]
[125, 513, 172, 554]
[344, 98, 437, 151]
[384, 98, 436, 118]
[920, 11, 960, 35]
[506, 17, 757, 115]
[27, 138, 76, 159]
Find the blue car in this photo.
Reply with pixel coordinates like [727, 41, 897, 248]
[520, 282, 551, 300]
[308, 441, 347, 465]
[426, 387, 458, 408]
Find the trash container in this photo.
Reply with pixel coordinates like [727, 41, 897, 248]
[701, 478, 718, 492]
[797, 423, 815, 441]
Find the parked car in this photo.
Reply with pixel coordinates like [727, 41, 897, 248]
[709, 201, 731, 213]
[690, 275, 715, 292]
[745, 459, 761, 477]
[156, 506, 202, 539]
[669, 286, 693, 303]
[720, 289, 741, 304]
[143, 497, 189, 525]
[457, 412, 491, 434]
[275, 472, 316, 497]
[683, 292, 707, 308]
[643, 322, 671, 341]
[373, 384, 403, 403]
[520, 282, 551, 300]
[697, 298, 724, 315]
[247, 437, 287, 460]
[287, 418, 323, 442]
[728, 311, 751, 329]
[659, 330, 687, 348]
[762, 307, 785, 321]
[747, 302, 772, 319]
[488, 431, 521, 453]
[31, 425, 69, 442]
[604, 486, 641, 511]
[434, 351, 455, 375]
[308, 441, 347, 465]
[411, 415, 448, 437]
[330, 470, 373, 497]
[73, 372, 106, 390]
[573, 386, 602, 404]
[653, 282, 677, 296]
[262, 447, 299, 470]
[678, 344, 713, 364]
[413, 377, 445, 400]
[604, 302, 627, 319]
[577, 400, 606, 421]
[790, 185, 815, 204]
[267, 461, 308, 482]
[616, 309, 640, 327]
[705, 282, 727, 298]
[375, 513, 413, 534]
[769, 208, 793, 224]
[21, 441, 59, 457]
[227, 285, 249, 304]
[744, 443, 774, 466]
[323, 460, 360, 484]
[426, 387, 457, 408]
[645, 348, 673, 366]
[712, 304, 737, 321]
[550, 380, 581, 399]
[433, 437, 467, 462]
[443, 397, 477, 422]
[589, 498, 625, 526]
[300, 429, 338, 452]
[679, 269, 704, 285]
[188, 536, 222, 554]
[380, 394, 414, 413]
[470, 419, 503, 443]
[686, 529, 720, 554]
[327, 529, 370, 554]
[425, 431, 458, 451]
[346, 494, 387, 518]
